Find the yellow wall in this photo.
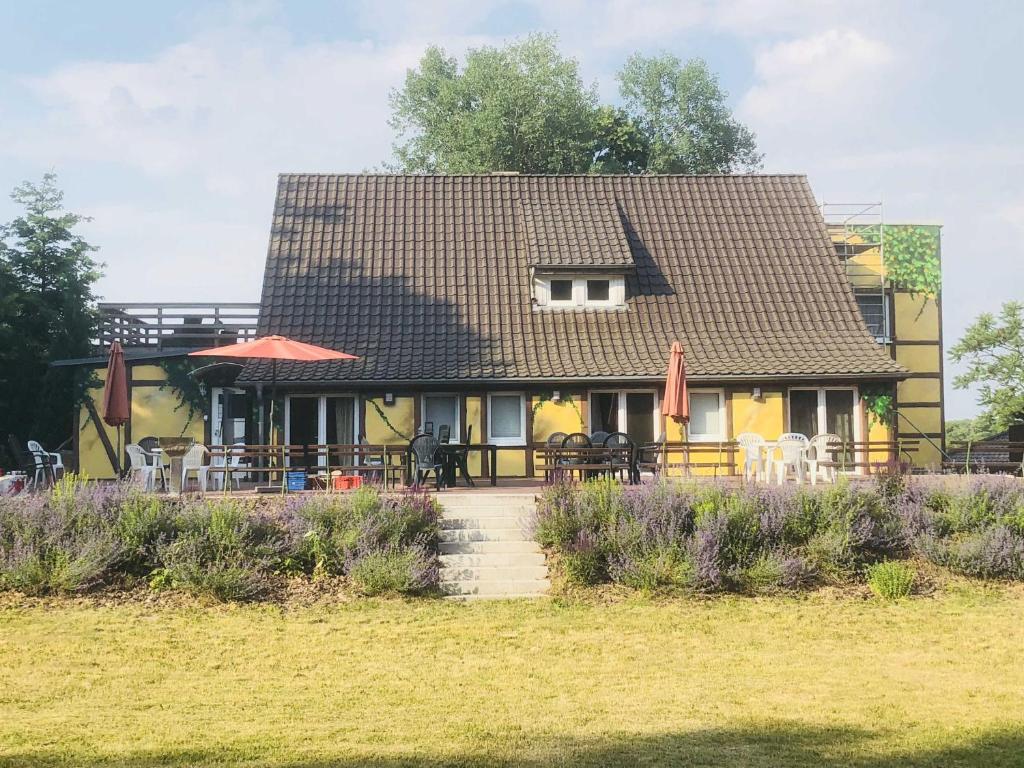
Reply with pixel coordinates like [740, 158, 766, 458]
[731, 390, 785, 440]
[78, 369, 120, 479]
[465, 396, 483, 476]
[894, 294, 940, 340]
[532, 395, 585, 441]
[895, 345, 941, 373]
[897, 406, 942, 436]
[363, 396, 414, 445]
[897, 378, 941, 403]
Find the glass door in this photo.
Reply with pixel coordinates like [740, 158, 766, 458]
[287, 396, 320, 470]
[789, 388, 858, 470]
[590, 391, 657, 443]
[212, 387, 249, 445]
[789, 390, 819, 437]
[826, 389, 856, 469]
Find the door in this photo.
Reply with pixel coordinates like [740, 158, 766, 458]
[789, 388, 858, 470]
[211, 387, 248, 445]
[287, 396, 320, 470]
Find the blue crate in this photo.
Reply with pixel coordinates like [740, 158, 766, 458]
[285, 471, 307, 491]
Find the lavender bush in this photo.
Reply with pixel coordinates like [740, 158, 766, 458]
[535, 474, 1024, 594]
[0, 479, 442, 600]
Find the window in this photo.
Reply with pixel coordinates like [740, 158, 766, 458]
[422, 394, 460, 438]
[855, 292, 889, 342]
[284, 394, 359, 469]
[590, 390, 657, 444]
[488, 393, 526, 445]
[535, 275, 625, 308]
[687, 390, 725, 442]
[550, 279, 573, 302]
[586, 279, 610, 302]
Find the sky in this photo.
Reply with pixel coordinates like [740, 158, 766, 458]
[1, 0, 1021, 419]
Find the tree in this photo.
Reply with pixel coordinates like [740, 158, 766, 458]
[617, 53, 762, 173]
[389, 34, 600, 174]
[0, 173, 101, 451]
[388, 36, 762, 176]
[949, 301, 1024, 434]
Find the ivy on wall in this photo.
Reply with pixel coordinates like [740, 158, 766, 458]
[882, 225, 941, 299]
[366, 398, 410, 440]
[158, 359, 207, 435]
[531, 391, 585, 430]
[861, 384, 894, 428]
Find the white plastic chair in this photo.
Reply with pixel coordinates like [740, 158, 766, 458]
[773, 433, 809, 485]
[806, 433, 842, 485]
[181, 444, 211, 492]
[126, 444, 158, 490]
[210, 444, 244, 491]
[27, 440, 62, 484]
[735, 432, 767, 481]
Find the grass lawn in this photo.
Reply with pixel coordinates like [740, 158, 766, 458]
[2, 586, 1024, 767]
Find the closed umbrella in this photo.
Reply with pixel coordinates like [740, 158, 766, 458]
[188, 335, 358, 445]
[662, 341, 690, 426]
[102, 341, 130, 476]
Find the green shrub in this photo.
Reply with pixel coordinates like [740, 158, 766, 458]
[866, 561, 916, 600]
[561, 548, 604, 587]
[115, 492, 176, 574]
[741, 552, 786, 594]
[804, 527, 858, 583]
[611, 548, 692, 592]
[349, 545, 436, 596]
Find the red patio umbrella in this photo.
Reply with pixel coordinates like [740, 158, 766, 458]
[662, 341, 690, 426]
[102, 341, 130, 475]
[188, 335, 358, 444]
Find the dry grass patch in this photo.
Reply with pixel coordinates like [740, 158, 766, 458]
[2, 586, 1023, 767]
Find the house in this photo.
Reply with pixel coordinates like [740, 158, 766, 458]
[64, 173, 947, 478]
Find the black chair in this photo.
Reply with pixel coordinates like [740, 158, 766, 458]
[591, 430, 610, 447]
[561, 432, 593, 479]
[636, 433, 666, 478]
[422, 421, 434, 437]
[546, 432, 568, 447]
[447, 424, 474, 487]
[604, 432, 637, 483]
[438, 424, 451, 444]
[409, 434, 443, 490]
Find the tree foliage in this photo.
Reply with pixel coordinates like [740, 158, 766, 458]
[389, 35, 761, 175]
[617, 53, 762, 173]
[882, 225, 941, 298]
[0, 173, 101, 450]
[950, 301, 1024, 433]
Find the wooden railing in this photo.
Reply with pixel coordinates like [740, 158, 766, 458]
[943, 441, 1024, 475]
[96, 302, 260, 349]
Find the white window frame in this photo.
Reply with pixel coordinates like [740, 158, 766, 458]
[787, 386, 862, 442]
[589, 389, 660, 440]
[283, 394, 361, 466]
[535, 274, 626, 308]
[420, 393, 461, 439]
[487, 392, 527, 446]
[686, 388, 727, 443]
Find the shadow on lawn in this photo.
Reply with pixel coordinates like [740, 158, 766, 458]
[2, 724, 1023, 768]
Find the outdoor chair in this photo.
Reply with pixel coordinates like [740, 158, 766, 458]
[6, 435, 45, 486]
[422, 421, 434, 437]
[561, 433, 593, 479]
[546, 432, 568, 447]
[138, 436, 165, 474]
[126, 444, 160, 491]
[358, 436, 386, 484]
[447, 424, 474, 487]
[590, 430, 610, 447]
[735, 432, 768, 482]
[210, 443, 245, 491]
[438, 424, 451, 444]
[181, 444, 211, 492]
[409, 434, 443, 490]
[28, 440, 63, 482]
[635, 434, 666, 478]
[604, 432, 637, 483]
[805, 433, 842, 485]
[773, 433, 809, 485]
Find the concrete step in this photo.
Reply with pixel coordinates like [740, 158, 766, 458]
[438, 494, 538, 507]
[439, 540, 542, 555]
[441, 515, 533, 530]
[444, 593, 548, 601]
[440, 528, 531, 543]
[440, 551, 546, 567]
[440, 565, 550, 581]
[440, 506, 536, 519]
[442, 579, 551, 597]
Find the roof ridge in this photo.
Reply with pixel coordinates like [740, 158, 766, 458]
[275, 172, 810, 179]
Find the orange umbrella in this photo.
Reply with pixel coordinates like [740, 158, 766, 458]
[661, 341, 689, 425]
[102, 341, 130, 475]
[189, 335, 358, 444]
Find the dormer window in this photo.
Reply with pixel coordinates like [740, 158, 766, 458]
[535, 274, 625, 309]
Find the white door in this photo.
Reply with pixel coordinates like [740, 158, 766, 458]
[211, 387, 248, 445]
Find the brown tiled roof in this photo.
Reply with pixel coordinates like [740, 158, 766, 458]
[243, 173, 905, 385]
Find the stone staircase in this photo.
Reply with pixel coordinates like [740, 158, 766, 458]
[438, 493, 550, 599]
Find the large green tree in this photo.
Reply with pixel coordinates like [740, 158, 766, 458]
[617, 53, 762, 173]
[389, 34, 599, 173]
[0, 173, 101, 452]
[949, 301, 1024, 434]
[389, 35, 761, 175]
